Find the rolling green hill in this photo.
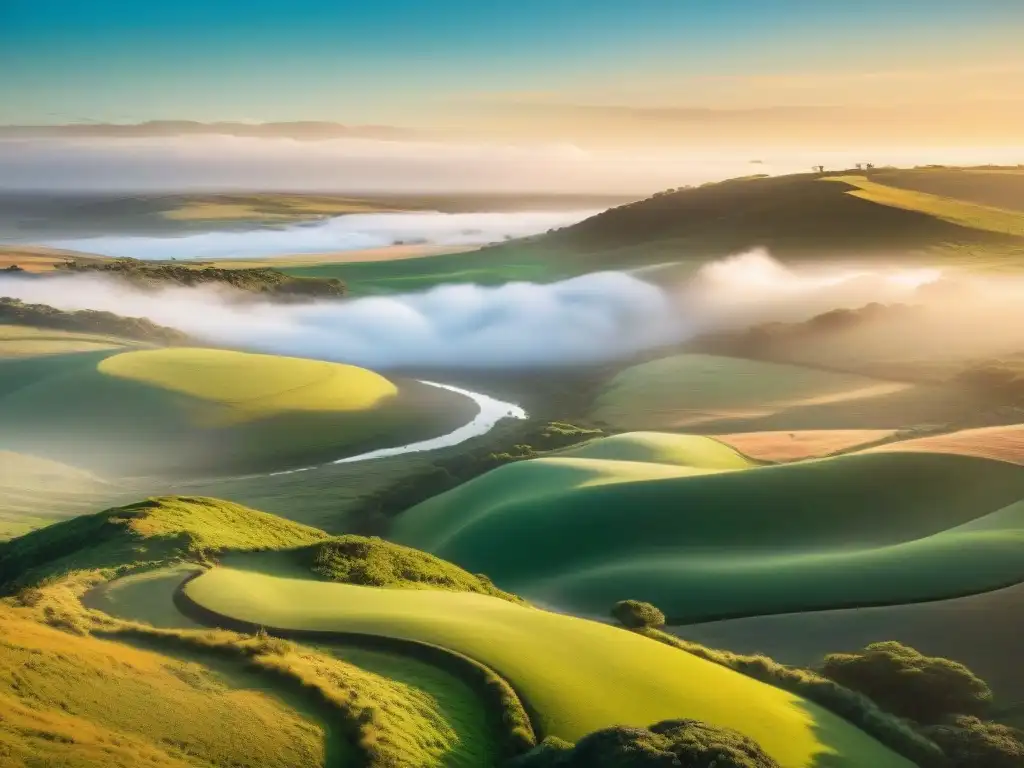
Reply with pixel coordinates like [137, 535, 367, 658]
[468, 168, 1024, 276]
[674, 576, 1024, 705]
[0, 346, 475, 476]
[0, 497, 534, 767]
[589, 353, 975, 433]
[392, 432, 1024, 621]
[0, 450, 128, 541]
[181, 566, 916, 768]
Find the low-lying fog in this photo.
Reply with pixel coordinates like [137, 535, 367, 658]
[43, 210, 602, 260]
[5, 250, 1024, 370]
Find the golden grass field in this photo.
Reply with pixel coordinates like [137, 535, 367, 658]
[0, 603, 329, 768]
[715, 429, 897, 462]
[863, 424, 1024, 466]
[99, 347, 398, 424]
[0, 324, 136, 358]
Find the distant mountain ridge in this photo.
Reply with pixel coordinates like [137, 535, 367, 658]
[0, 121, 430, 141]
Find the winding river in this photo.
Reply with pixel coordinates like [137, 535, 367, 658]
[267, 380, 527, 476]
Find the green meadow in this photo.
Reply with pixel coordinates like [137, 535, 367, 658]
[0, 346, 475, 476]
[181, 566, 914, 768]
[5, 166, 1024, 766]
[394, 432, 1024, 621]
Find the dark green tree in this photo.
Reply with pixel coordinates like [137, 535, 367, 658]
[508, 720, 780, 767]
[921, 716, 1024, 768]
[611, 600, 666, 630]
[821, 641, 993, 724]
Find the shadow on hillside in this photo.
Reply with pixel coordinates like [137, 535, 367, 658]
[797, 699, 907, 768]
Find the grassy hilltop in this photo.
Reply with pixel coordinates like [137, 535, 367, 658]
[0, 495, 936, 768]
[490, 167, 1024, 272]
[0, 346, 476, 477]
[393, 431, 1024, 622]
[278, 166, 1024, 295]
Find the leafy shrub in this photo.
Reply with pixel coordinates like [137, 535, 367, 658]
[921, 716, 1024, 768]
[639, 630, 944, 767]
[611, 600, 665, 629]
[307, 535, 524, 603]
[822, 641, 994, 725]
[507, 719, 780, 767]
[59, 259, 345, 301]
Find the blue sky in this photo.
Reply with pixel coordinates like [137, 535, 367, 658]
[2, 0, 1023, 124]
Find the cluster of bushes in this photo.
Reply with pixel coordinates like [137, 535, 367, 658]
[57, 259, 346, 301]
[348, 421, 603, 535]
[0, 296, 190, 345]
[822, 641, 994, 725]
[955, 362, 1024, 406]
[610, 602, 1024, 768]
[304, 535, 524, 603]
[508, 719, 780, 768]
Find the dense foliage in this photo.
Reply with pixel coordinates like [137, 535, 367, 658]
[0, 296, 189, 344]
[611, 600, 666, 629]
[921, 716, 1024, 768]
[58, 259, 346, 300]
[956, 362, 1024, 406]
[641, 628, 945, 767]
[507, 720, 780, 768]
[822, 641, 994, 725]
[306, 535, 524, 603]
[350, 421, 603, 535]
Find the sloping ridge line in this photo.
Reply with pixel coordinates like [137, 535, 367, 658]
[171, 569, 539, 759]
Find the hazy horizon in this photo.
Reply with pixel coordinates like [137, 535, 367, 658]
[1, 136, 1022, 197]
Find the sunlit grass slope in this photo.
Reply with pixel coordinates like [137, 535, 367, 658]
[0, 323, 135, 358]
[467, 169, 1024, 274]
[393, 433, 1024, 621]
[827, 175, 1024, 238]
[0, 496, 328, 591]
[0, 603, 327, 768]
[183, 567, 914, 768]
[866, 167, 1024, 214]
[99, 347, 396, 422]
[0, 450, 127, 541]
[863, 423, 1024, 466]
[590, 353, 960, 432]
[3, 495, 523, 768]
[0, 347, 474, 476]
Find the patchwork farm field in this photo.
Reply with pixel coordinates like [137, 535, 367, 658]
[862, 423, 1024, 465]
[715, 429, 898, 462]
